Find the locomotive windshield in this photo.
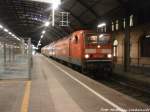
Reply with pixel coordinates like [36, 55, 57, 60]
[98, 34, 111, 45]
[86, 35, 98, 44]
[85, 34, 111, 45]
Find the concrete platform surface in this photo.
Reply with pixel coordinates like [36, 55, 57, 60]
[0, 81, 26, 112]
[0, 54, 149, 112]
[29, 54, 150, 112]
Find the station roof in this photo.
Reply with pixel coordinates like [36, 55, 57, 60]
[0, 0, 150, 46]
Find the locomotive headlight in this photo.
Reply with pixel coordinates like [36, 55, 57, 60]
[97, 45, 101, 48]
[85, 54, 90, 59]
[107, 54, 112, 58]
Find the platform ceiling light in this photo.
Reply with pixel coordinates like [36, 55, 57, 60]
[11, 34, 15, 37]
[41, 35, 44, 39]
[12, 35, 20, 41]
[4, 28, 8, 32]
[0, 24, 3, 29]
[52, 0, 61, 26]
[16, 37, 20, 40]
[97, 23, 106, 28]
[52, 0, 61, 9]
[31, 0, 55, 3]
[44, 21, 50, 27]
[42, 30, 46, 34]
[31, 0, 61, 5]
[31, 0, 61, 45]
[8, 32, 12, 35]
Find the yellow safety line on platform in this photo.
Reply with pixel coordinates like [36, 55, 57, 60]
[21, 81, 31, 112]
[0, 81, 19, 84]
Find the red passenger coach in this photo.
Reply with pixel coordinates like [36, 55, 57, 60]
[42, 30, 112, 74]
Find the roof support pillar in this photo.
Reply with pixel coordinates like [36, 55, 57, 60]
[123, 21, 130, 72]
[3, 42, 6, 67]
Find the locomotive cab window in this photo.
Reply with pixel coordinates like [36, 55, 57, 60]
[98, 34, 111, 45]
[140, 35, 150, 57]
[85, 33, 111, 45]
[86, 34, 98, 45]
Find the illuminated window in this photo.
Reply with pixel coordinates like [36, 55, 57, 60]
[112, 22, 114, 31]
[115, 20, 119, 30]
[113, 40, 118, 56]
[130, 15, 134, 27]
[140, 35, 150, 57]
[123, 18, 126, 29]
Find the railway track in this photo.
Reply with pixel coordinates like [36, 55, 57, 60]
[96, 75, 150, 105]
[73, 65, 150, 105]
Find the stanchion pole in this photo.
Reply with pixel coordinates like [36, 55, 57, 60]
[28, 38, 32, 80]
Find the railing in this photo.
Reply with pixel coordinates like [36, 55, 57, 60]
[0, 38, 33, 80]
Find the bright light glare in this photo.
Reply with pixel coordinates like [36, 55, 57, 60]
[97, 23, 106, 28]
[45, 21, 50, 27]
[99, 34, 104, 38]
[52, 3, 59, 9]
[42, 30, 46, 34]
[13, 36, 20, 41]
[4, 28, 8, 32]
[8, 32, 11, 35]
[31, 0, 61, 5]
[31, 0, 54, 4]
[85, 54, 90, 59]
[52, 0, 61, 9]
[11, 34, 15, 37]
[51, 0, 61, 26]
[16, 37, 20, 41]
[0, 25, 3, 29]
[97, 45, 101, 48]
[107, 54, 112, 58]
[41, 35, 43, 38]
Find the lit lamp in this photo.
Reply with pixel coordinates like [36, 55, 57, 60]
[42, 30, 46, 34]
[97, 23, 106, 33]
[97, 23, 106, 28]
[44, 21, 50, 27]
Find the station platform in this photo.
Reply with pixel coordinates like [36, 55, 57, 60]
[0, 54, 149, 112]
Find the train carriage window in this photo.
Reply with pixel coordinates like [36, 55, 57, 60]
[140, 35, 150, 57]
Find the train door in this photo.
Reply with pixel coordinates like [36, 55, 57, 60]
[69, 32, 82, 66]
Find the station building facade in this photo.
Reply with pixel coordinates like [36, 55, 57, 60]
[113, 23, 150, 74]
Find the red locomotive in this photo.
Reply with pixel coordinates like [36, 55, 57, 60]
[41, 30, 112, 74]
